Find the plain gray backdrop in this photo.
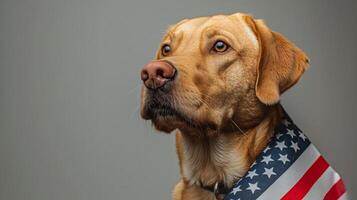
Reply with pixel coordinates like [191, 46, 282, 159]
[0, 0, 356, 199]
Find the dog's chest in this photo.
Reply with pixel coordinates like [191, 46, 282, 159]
[180, 135, 248, 187]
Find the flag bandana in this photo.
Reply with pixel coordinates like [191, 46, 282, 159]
[224, 114, 348, 200]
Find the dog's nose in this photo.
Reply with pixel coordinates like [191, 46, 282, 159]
[141, 61, 176, 89]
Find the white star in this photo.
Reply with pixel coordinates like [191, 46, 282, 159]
[247, 169, 258, 179]
[263, 146, 271, 153]
[276, 133, 283, 140]
[290, 141, 300, 152]
[231, 185, 242, 195]
[246, 182, 261, 194]
[263, 167, 277, 178]
[275, 141, 287, 151]
[299, 133, 307, 141]
[286, 129, 295, 138]
[278, 154, 290, 164]
[261, 155, 274, 165]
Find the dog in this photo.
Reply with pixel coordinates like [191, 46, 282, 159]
[139, 13, 345, 200]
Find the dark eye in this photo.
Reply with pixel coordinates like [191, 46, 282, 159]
[212, 40, 229, 53]
[161, 44, 171, 56]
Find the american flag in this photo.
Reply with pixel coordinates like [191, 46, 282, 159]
[224, 114, 348, 200]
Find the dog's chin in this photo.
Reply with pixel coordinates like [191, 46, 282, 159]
[152, 115, 185, 133]
[142, 104, 220, 134]
[142, 105, 192, 133]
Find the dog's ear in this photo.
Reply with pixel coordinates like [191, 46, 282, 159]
[243, 15, 309, 105]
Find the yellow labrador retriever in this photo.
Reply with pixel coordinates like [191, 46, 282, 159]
[140, 13, 309, 200]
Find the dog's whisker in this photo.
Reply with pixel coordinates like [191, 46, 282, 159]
[194, 96, 246, 135]
[200, 93, 215, 101]
[178, 68, 189, 76]
[230, 119, 247, 135]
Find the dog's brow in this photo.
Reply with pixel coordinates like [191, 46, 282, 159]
[205, 28, 220, 38]
[164, 18, 189, 41]
[166, 31, 175, 41]
[204, 27, 230, 39]
[203, 27, 235, 44]
[199, 26, 240, 53]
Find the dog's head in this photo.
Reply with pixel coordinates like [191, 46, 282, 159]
[140, 13, 309, 134]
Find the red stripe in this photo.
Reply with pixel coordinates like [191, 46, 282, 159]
[281, 156, 329, 200]
[323, 179, 346, 200]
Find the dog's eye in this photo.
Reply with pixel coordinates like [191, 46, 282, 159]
[161, 44, 171, 56]
[212, 40, 229, 53]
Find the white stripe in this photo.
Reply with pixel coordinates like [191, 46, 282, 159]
[304, 167, 340, 200]
[339, 192, 350, 200]
[257, 144, 321, 200]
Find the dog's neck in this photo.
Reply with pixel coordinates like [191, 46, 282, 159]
[176, 105, 283, 189]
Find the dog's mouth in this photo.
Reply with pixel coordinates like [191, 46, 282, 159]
[141, 92, 217, 132]
[143, 103, 181, 119]
[142, 100, 194, 127]
[141, 89, 175, 118]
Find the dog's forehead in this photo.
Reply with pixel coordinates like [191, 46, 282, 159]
[174, 15, 237, 33]
[171, 17, 209, 36]
[169, 13, 257, 46]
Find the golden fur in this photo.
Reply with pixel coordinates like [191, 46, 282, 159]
[140, 13, 309, 200]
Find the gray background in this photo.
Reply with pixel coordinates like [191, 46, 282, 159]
[0, 0, 356, 199]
